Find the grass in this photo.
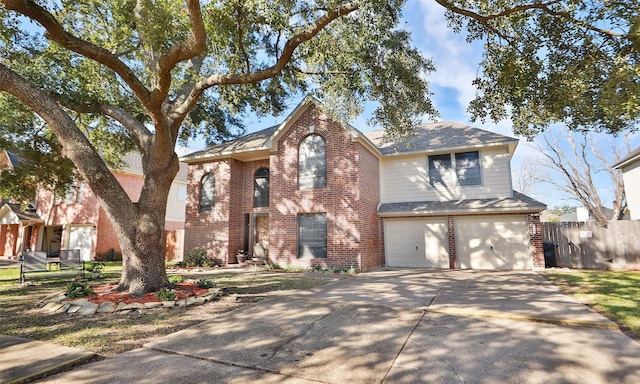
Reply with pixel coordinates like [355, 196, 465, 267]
[543, 270, 640, 338]
[0, 262, 334, 357]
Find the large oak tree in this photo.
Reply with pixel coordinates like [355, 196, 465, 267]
[0, 1, 637, 294]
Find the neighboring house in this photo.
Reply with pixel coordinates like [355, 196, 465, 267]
[0, 150, 187, 261]
[613, 146, 640, 220]
[556, 206, 625, 223]
[181, 97, 546, 270]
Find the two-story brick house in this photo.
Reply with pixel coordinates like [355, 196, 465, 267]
[181, 97, 546, 270]
[0, 151, 187, 261]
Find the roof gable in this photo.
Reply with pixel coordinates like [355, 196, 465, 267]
[180, 96, 381, 163]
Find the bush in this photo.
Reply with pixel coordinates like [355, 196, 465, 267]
[154, 289, 176, 301]
[66, 282, 94, 298]
[183, 247, 207, 267]
[196, 279, 215, 289]
[168, 275, 183, 284]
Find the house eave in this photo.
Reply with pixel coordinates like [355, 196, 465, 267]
[378, 206, 546, 218]
[180, 147, 271, 164]
[613, 155, 640, 170]
[378, 140, 518, 158]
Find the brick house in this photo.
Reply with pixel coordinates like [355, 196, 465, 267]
[0, 151, 187, 261]
[181, 97, 546, 270]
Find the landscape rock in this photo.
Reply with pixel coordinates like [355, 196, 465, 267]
[97, 301, 117, 313]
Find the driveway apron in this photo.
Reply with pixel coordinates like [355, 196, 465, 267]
[38, 269, 640, 384]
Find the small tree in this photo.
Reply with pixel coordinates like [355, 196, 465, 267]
[534, 129, 629, 225]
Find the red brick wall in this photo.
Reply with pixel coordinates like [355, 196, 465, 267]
[183, 161, 232, 262]
[528, 213, 544, 269]
[0, 224, 18, 256]
[357, 143, 382, 269]
[184, 105, 382, 269]
[94, 172, 143, 255]
[268, 105, 367, 269]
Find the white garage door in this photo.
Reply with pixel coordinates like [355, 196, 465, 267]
[384, 219, 449, 268]
[455, 216, 531, 270]
[66, 225, 95, 261]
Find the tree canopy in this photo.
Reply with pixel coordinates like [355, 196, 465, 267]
[436, 0, 639, 136]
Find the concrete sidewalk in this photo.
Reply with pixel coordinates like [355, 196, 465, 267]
[5, 270, 640, 383]
[0, 336, 94, 384]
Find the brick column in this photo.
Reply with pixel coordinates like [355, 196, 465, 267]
[448, 215, 456, 269]
[529, 214, 544, 269]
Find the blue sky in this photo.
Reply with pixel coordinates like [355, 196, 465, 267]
[196, 0, 639, 211]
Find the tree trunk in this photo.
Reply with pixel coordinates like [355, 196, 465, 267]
[115, 212, 169, 295]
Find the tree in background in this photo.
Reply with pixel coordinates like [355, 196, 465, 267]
[546, 205, 576, 223]
[1, 1, 638, 294]
[512, 159, 541, 196]
[534, 129, 630, 225]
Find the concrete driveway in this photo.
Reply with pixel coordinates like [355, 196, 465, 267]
[39, 269, 640, 383]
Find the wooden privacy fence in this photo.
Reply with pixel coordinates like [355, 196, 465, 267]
[542, 221, 640, 269]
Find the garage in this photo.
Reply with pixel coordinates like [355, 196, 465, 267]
[384, 218, 449, 268]
[66, 225, 95, 261]
[455, 216, 531, 269]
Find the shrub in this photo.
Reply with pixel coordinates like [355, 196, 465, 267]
[183, 247, 207, 267]
[168, 275, 183, 284]
[66, 282, 94, 298]
[154, 289, 176, 301]
[196, 279, 215, 289]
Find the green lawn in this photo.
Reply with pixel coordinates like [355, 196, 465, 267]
[0, 263, 334, 357]
[543, 270, 640, 338]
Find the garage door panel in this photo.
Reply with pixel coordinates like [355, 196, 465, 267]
[385, 219, 449, 268]
[456, 217, 531, 270]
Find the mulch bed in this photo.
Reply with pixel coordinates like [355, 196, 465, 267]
[87, 282, 210, 305]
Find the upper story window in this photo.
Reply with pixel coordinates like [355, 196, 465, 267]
[298, 134, 326, 190]
[428, 151, 481, 187]
[177, 184, 187, 202]
[58, 176, 84, 205]
[455, 151, 481, 186]
[199, 173, 215, 212]
[254, 168, 270, 207]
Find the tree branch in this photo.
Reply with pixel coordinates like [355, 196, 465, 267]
[50, 95, 153, 153]
[0, 63, 134, 215]
[170, 1, 360, 130]
[2, 0, 152, 108]
[150, 0, 206, 108]
[435, 0, 627, 40]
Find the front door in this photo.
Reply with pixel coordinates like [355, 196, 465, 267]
[254, 215, 269, 256]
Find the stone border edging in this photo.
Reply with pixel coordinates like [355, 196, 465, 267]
[38, 288, 222, 316]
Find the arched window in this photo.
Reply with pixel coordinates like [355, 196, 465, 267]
[254, 168, 270, 207]
[298, 134, 326, 189]
[199, 173, 215, 212]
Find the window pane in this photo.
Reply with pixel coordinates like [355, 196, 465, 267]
[298, 213, 327, 259]
[428, 154, 453, 187]
[199, 173, 215, 212]
[75, 179, 84, 203]
[177, 185, 187, 202]
[254, 168, 270, 207]
[299, 134, 327, 189]
[455, 151, 481, 186]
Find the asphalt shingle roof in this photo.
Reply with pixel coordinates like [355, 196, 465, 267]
[180, 126, 278, 162]
[378, 191, 546, 216]
[364, 121, 518, 155]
